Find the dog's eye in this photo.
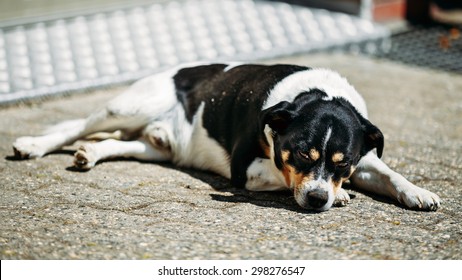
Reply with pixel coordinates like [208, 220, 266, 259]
[335, 162, 349, 169]
[298, 151, 311, 161]
[298, 151, 309, 159]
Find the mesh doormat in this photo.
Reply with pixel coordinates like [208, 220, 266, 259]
[0, 0, 389, 106]
[376, 24, 462, 73]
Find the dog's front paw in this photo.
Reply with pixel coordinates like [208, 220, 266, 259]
[333, 188, 350, 207]
[13, 137, 47, 159]
[74, 144, 98, 170]
[397, 186, 441, 211]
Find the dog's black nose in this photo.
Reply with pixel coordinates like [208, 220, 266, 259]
[307, 190, 329, 209]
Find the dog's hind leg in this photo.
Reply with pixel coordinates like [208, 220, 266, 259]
[74, 129, 172, 170]
[13, 71, 176, 159]
[12, 109, 147, 159]
[73, 138, 171, 170]
[73, 122, 173, 170]
[350, 152, 441, 211]
[13, 118, 88, 159]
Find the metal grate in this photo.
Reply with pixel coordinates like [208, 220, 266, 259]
[376, 24, 462, 73]
[0, 0, 389, 106]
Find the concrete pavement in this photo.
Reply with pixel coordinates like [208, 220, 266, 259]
[0, 53, 461, 259]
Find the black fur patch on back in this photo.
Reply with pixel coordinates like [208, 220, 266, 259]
[173, 63, 309, 154]
[173, 64, 228, 123]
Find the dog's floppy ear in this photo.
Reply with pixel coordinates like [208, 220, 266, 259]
[261, 101, 295, 134]
[362, 119, 384, 158]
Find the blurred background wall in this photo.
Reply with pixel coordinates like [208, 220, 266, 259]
[0, 0, 414, 23]
[0, 0, 159, 22]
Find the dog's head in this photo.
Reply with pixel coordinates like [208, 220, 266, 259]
[262, 90, 383, 211]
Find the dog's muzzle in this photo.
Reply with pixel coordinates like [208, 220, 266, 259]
[295, 180, 335, 211]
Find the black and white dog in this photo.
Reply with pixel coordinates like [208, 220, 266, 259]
[13, 63, 441, 211]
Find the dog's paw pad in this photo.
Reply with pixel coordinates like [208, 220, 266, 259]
[399, 188, 441, 211]
[333, 188, 350, 207]
[73, 145, 97, 170]
[12, 137, 46, 159]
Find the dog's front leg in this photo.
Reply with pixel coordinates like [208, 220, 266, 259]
[244, 158, 287, 191]
[350, 152, 441, 211]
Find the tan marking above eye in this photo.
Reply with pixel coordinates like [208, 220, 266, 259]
[309, 149, 320, 161]
[281, 150, 290, 162]
[332, 152, 344, 163]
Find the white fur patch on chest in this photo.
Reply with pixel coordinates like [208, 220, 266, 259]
[263, 68, 368, 117]
[171, 103, 231, 179]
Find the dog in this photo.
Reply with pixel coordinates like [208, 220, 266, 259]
[12, 63, 441, 211]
